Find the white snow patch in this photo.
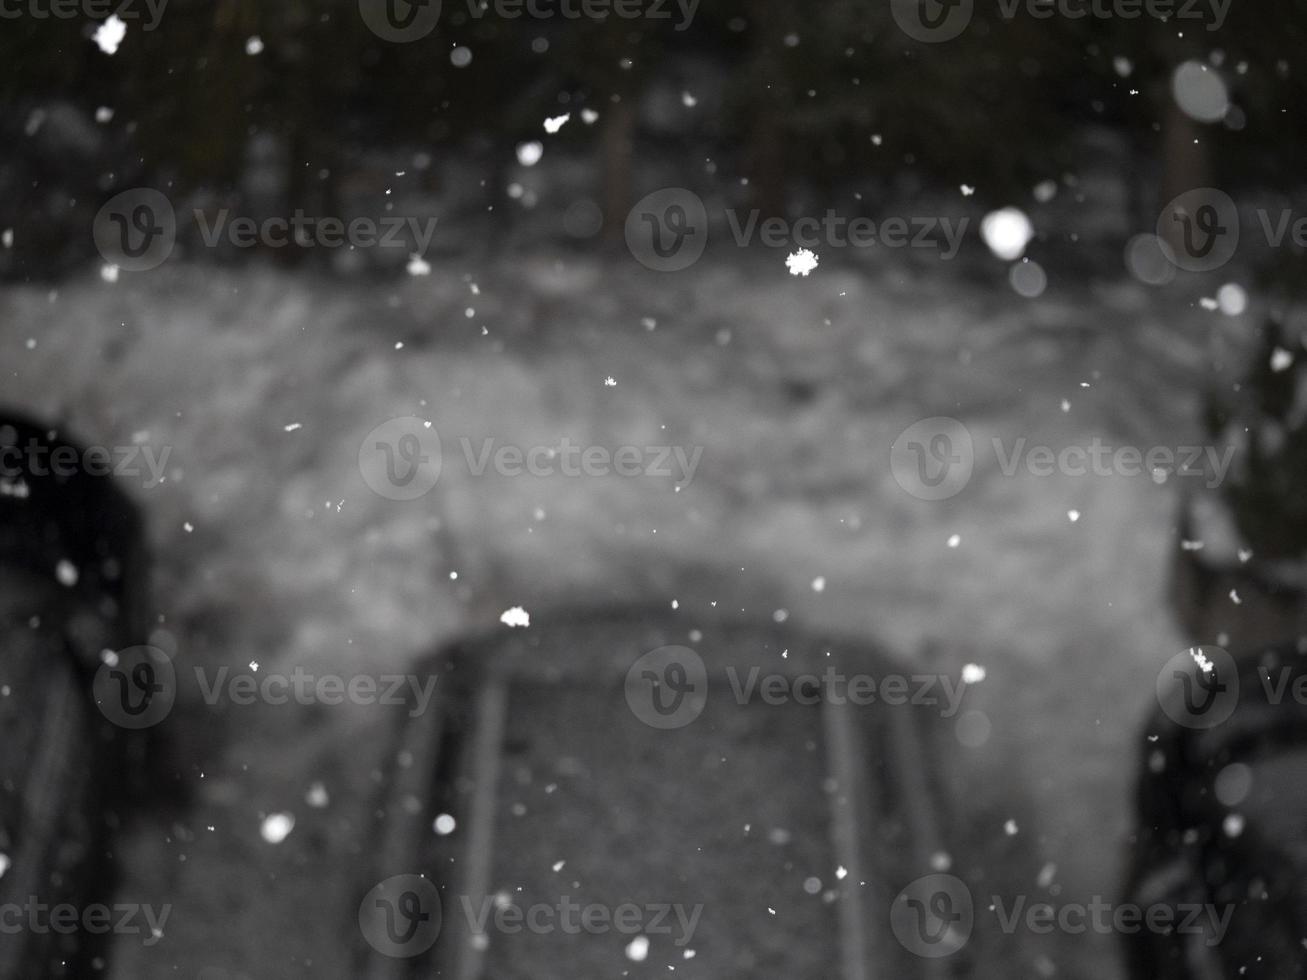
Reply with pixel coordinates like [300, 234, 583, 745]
[500, 606, 531, 628]
[93, 15, 127, 55]
[516, 142, 544, 167]
[260, 812, 295, 844]
[625, 936, 649, 962]
[981, 208, 1034, 261]
[786, 249, 819, 276]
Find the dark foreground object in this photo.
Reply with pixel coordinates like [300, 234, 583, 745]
[360, 608, 977, 979]
[0, 412, 147, 977]
[1126, 643, 1307, 980]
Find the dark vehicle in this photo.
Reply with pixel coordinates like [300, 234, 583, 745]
[0, 410, 148, 976]
[1125, 641, 1307, 980]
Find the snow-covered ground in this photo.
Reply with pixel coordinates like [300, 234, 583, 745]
[0, 248, 1252, 978]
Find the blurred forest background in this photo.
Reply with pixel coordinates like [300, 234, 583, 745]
[2, 0, 1306, 280]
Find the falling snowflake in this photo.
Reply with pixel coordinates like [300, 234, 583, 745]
[786, 249, 819, 276]
[604, 376, 616, 387]
[500, 606, 530, 628]
[981, 207, 1034, 261]
[1271, 347, 1293, 372]
[625, 936, 650, 962]
[407, 254, 431, 277]
[543, 114, 570, 134]
[962, 663, 986, 684]
[93, 15, 127, 55]
[516, 142, 544, 167]
[260, 812, 295, 844]
[245, 36, 264, 56]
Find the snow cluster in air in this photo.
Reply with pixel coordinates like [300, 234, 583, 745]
[500, 606, 531, 628]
